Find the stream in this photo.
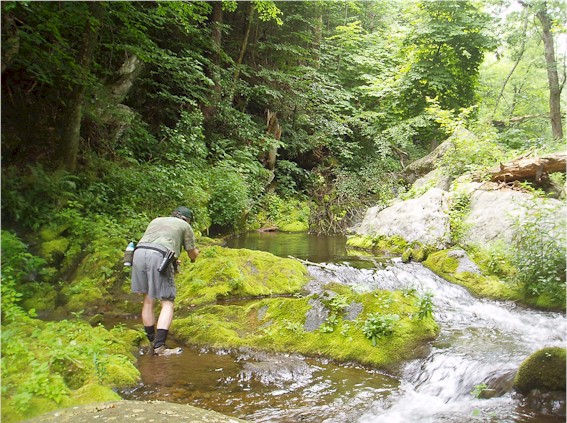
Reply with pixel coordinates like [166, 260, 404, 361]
[119, 233, 566, 422]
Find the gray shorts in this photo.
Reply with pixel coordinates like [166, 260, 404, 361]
[131, 246, 176, 301]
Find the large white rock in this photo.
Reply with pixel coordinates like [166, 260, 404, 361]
[356, 188, 451, 248]
[463, 188, 564, 246]
[356, 184, 565, 251]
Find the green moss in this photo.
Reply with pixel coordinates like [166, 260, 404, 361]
[39, 224, 71, 242]
[40, 238, 70, 263]
[174, 286, 438, 370]
[412, 246, 429, 262]
[279, 221, 309, 232]
[347, 235, 410, 255]
[69, 383, 121, 404]
[402, 245, 429, 264]
[61, 277, 105, 312]
[1, 318, 140, 423]
[401, 248, 412, 263]
[423, 250, 519, 301]
[21, 283, 58, 313]
[423, 249, 565, 309]
[175, 246, 309, 306]
[60, 237, 126, 312]
[514, 347, 566, 394]
[424, 250, 459, 273]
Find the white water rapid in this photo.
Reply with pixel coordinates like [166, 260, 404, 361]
[307, 259, 567, 423]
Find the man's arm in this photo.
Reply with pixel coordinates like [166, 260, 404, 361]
[187, 248, 199, 263]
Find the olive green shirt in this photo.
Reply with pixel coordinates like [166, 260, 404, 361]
[139, 216, 196, 258]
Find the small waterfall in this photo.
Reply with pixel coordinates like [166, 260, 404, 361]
[307, 260, 567, 423]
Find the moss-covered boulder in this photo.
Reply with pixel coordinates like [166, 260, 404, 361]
[423, 249, 519, 301]
[174, 283, 438, 371]
[1, 317, 141, 423]
[514, 347, 566, 394]
[175, 246, 310, 306]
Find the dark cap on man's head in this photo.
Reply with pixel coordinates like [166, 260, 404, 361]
[174, 206, 193, 221]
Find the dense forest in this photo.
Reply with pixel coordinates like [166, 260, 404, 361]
[1, 0, 565, 421]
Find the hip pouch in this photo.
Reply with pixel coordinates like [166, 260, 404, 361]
[157, 249, 176, 273]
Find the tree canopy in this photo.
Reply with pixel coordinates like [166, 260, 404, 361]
[1, 0, 564, 232]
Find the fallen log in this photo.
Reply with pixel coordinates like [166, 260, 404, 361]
[480, 151, 566, 184]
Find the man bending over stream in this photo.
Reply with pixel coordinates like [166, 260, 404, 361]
[131, 206, 199, 356]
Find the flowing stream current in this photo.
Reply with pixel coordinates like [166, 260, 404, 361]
[119, 233, 566, 422]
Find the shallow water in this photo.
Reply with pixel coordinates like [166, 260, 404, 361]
[119, 232, 566, 422]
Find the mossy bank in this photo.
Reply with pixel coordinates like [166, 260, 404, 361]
[1, 317, 142, 423]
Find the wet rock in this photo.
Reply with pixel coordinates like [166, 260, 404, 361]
[447, 250, 481, 274]
[522, 390, 566, 417]
[345, 302, 363, 321]
[413, 168, 453, 192]
[257, 305, 268, 320]
[238, 351, 313, 387]
[23, 400, 248, 423]
[303, 298, 329, 332]
[480, 369, 516, 398]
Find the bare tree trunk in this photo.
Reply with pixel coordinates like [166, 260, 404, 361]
[202, 1, 223, 126]
[233, 2, 254, 85]
[536, 3, 564, 140]
[313, 5, 323, 69]
[108, 54, 144, 102]
[492, 11, 529, 119]
[58, 2, 103, 172]
[264, 110, 282, 191]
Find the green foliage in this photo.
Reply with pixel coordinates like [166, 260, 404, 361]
[254, 193, 310, 232]
[362, 313, 400, 346]
[1, 319, 140, 422]
[471, 383, 488, 399]
[448, 191, 472, 245]
[510, 198, 566, 305]
[207, 164, 250, 229]
[470, 241, 516, 280]
[399, 0, 496, 114]
[320, 294, 350, 333]
[437, 126, 505, 178]
[1, 231, 47, 321]
[417, 292, 435, 320]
